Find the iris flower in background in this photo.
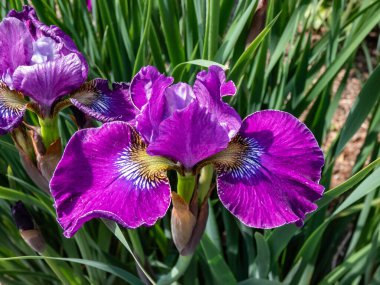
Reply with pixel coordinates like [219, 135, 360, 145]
[50, 65, 325, 250]
[0, 5, 137, 190]
[0, 5, 137, 136]
[0, 6, 87, 134]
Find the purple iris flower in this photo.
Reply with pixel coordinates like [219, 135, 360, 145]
[87, 0, 93, 12]
[50, 65, 324, 238]
[0, 6, 87, 133]
[0, 6, 135, 135]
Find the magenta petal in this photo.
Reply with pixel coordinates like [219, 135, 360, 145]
[147, 101, 230, 169]
[50, 122, 172, 237]
[130, 66, 173, 110]
[163, 83, 195, 118]
[8, 6, 88, 80]
[0, 18, 32, 76]
[133, 67, 174, 141]
[70, 79, 139, 122]
[216, 110, 325, 228]
[12, 53, 84, 108]
[194, 65, 241, 138]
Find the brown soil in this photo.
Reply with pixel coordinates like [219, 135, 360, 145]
[324, 70, 369, 188]
[324, 30, 378, 188]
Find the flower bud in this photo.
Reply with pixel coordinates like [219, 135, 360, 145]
[171, 192, 196, 253]
[171, 191, 210, 256]
[30, 127, 61, 181]
[11, 125, 35, 161]
[11, 201, 45, 253]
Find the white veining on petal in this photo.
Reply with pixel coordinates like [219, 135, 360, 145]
[114, 131, 171, 190]
[0, 82, 25, 120]
[209, 135, 264, 182]
[115, 147, 160, 190]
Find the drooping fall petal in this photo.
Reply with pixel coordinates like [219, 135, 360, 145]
[50, 122, 174, 237]
[12, 53, 84, 109]
[0, 82, 27, 134]
[213, 110, 324, 228]
[70, 79, 138, 123]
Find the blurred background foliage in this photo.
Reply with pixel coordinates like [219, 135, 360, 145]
[0, 0, 380, 284]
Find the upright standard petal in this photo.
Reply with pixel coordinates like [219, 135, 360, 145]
[50, 122, 173, 237]
[147, 101, 230, 169]
[130, 66, 172, 110]
[0, 17, 32, 76]
[12, 53, 84, 109]
[163, 83, 195, 118]
[70, 79, 139, 122]
[132, 66, 174, 141]
[193, 66, 241, 138]
[0, 82, 27, 134]
[213, 110, 324, 228]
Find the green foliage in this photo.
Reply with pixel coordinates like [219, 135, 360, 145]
[0, 0, 380, 284]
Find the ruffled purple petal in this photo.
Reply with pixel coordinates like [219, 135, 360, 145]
[215, 110, 324, 228]
[0, 83, 26, 134]
[130, 66, 172, 109]
[0, 17, 32, 77]
[147, 101, 230, 169]
[70, 79, 139, 123]
[50, 122, 173, 237]
[8, 6, 88, 79]
[12, 53, 84, 108]
[193, 65, 241, 138]
[163, 83, 195, 118]
[132, 66, 174, 141]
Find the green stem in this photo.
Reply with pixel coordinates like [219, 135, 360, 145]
[198, 165, 214, 203]
[157, 254, 194, 285]
[38, 116, 60, 149]
[177, 173, 196, 203]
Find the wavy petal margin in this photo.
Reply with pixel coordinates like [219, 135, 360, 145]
[213, 110, 324, 228]
[193, 65, 241, 138]
[50, 122, 173, 237]
[12, 53, 84, 109]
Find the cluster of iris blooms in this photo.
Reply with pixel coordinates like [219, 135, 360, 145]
[1, 6, 324, 255]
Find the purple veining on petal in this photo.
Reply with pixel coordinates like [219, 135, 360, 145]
[50, 121, 172, 237]
[3, 6, 88, 104]
[194, 65, 241, 138]
[12, 53, 84, 109]
[0, 82, 26, 134]
[215, 110, 324, 228]
[148, 101, 230, 169]
[70, 79, 139, 123]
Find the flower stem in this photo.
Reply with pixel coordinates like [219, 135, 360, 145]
[38, 116, 60, 149]
[177, 173, 196, 203]
[157, 254, 193, 285]
[198, 165, 214, 203]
